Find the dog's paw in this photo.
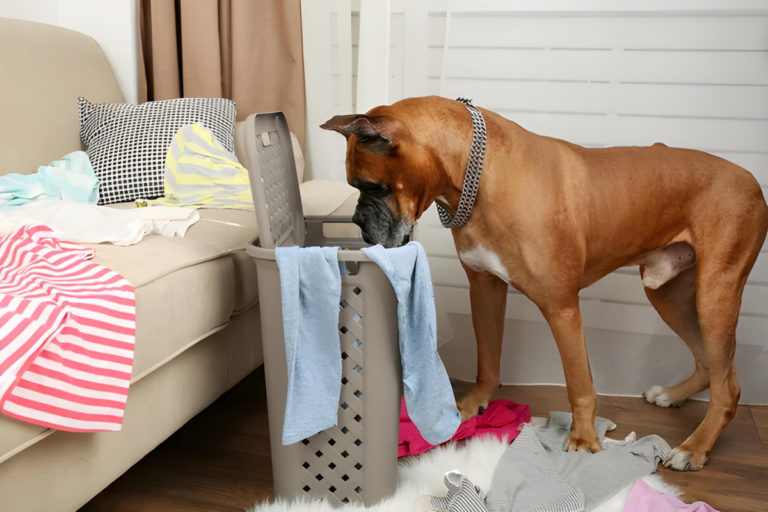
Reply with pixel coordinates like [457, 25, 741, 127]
[663, 445, 709, 471]
[457, 401, 482, 423]
[456, 387, 492, 422]
[564, 431, 602, 453]
[643, 385, 683, 408]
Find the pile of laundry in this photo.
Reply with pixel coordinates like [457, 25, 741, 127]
[422, 411, 719, 512]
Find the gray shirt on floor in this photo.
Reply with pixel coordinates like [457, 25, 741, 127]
[485, 412, 671, 512]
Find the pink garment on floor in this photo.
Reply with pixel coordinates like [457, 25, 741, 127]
[623, 479, 719, 512]
[398, 398, 530, 457]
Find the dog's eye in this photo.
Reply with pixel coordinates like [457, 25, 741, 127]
[353, 179, 390, 198]
[366, 186, 389, 198]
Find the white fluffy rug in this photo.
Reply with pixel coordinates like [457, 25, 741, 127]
[250, 434, 681, 512]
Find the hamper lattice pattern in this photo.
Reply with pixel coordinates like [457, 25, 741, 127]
[299, 286, 366, 504]
[256, 131, 294, 249]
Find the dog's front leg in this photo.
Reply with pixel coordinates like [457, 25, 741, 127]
[540, 300, 601, 453]
[456, 263, 508, 422]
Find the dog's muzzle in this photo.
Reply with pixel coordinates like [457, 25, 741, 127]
[352, 199, 410, 248]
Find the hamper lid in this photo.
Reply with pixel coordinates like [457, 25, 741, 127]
[240, 112, 305, 249]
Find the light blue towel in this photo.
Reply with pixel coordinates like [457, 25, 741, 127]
[276, 246, 348, 445]
[0, 151, 99, 211]
[361, 242, 461, 445]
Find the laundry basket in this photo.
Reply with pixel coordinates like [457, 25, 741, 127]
[242, 112, 403, 506]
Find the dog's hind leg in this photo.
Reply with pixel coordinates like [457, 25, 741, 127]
[664, 253, 748, 471]
[664, 209, 767, 470]
[642, 265, 710, 408]
[456, 264, 508, 422]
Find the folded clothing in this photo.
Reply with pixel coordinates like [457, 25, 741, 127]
[399, 398, 530, 457]
[0, 225, 135, 432]
[622, 479, 718, 512]
[0, 151, 98, 211]
[154, 123, 253, 210]
[0, 200, 200, 246]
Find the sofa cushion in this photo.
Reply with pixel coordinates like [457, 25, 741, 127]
[183, 208, 260, 312]
[0, 416, 49, 465]
[105, 203, 260, 311]
[184, 208, 258, 250]
[88, 236, 236, 380]
[301, 181, 361, 239]
[300, 180, 358, 216]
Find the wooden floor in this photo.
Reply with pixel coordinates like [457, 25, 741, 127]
[80, 368, 768, 512]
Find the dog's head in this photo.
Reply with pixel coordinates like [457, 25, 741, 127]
[321, 110, 441, 248]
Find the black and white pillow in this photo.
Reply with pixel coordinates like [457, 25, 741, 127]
[79, 97, 236, 205]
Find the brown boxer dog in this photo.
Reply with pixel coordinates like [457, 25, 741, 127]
[321, 96, 768, 471]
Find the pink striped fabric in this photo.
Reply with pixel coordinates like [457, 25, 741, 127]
[0, 225, 135, 432]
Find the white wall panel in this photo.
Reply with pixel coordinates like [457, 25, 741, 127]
[0, 0, 58, 25]
[302, 0, 345, 180]
[446, 16, 768, 51]
[356, 0, 390, 114]
[402, 2, 431, 97]
[443, 49, 768, 85]
[440, 80, 768, 120]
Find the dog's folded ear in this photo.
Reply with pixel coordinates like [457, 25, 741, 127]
[321, 114, 398, 155]
[320, 114, 364, 137]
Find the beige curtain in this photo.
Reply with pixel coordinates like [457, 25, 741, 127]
[139, 0, 306, 150]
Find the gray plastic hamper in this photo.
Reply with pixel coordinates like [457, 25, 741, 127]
[241, 112, 403, 507]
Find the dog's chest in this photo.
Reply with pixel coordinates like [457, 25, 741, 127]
[459, 245, 511, 283]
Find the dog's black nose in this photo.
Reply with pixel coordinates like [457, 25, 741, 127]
[352, 209, 366, 229]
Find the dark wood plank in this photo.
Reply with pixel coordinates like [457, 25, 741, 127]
[750, 406, 768, 445]
[81, 372, 768, 512]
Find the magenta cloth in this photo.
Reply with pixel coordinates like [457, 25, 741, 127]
[623, 480, 718, 512]
[398, 398, 530, 457]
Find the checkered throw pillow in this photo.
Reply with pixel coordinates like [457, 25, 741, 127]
[78, 97, 236, 205]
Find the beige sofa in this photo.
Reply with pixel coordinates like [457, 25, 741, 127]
[0, 18, 358, 512]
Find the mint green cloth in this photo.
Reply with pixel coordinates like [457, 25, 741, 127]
[0, 151, 99, 211]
